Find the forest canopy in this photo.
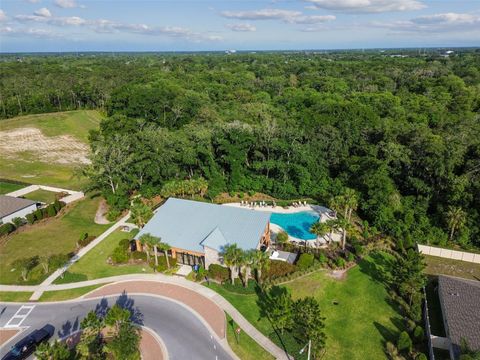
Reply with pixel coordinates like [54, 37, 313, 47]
[1, 51, 479, 249]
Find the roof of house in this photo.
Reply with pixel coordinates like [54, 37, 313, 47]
[0, 195, 37, 219]
[135, 198, 271, 253]
[438, 275, 480, 357]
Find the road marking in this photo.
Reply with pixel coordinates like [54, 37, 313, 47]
[4, 306, 35, 328]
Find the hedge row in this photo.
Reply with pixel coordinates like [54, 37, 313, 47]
[25, 200, 66, 225]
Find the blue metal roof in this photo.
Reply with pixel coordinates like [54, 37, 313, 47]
[135, 198, 271, 253]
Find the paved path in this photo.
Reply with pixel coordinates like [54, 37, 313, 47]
[28, 212, 131, 301]
[0, 295, 233, 360]
[1, 275, 289, 359]
[6, 185, 84, 204]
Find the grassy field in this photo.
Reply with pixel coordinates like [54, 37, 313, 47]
[424, 255, 480, 280]
[207, 252, 399, 360]
[0, 110, 103, 190]
[0, 291, 33, 302]
[226, 314, 274, 360]
[0, 181, 25, 195]
[0, 196, 109, 285]
[38, 284, 105, 302]
[23, 189, 58, 203]
[59, 229, 153, 283]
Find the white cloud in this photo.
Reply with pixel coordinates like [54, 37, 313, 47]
[54, 0, 78, 8]
[34, 7, 52, 17]
[220, 8, 335, 24]
[26, 0, 41, 3]
[372, 12, 480, 32]
[0, 26, 60, 38]
[15, 13, 86, 26]
[304, 0, 426, 13]
[226, 23, 256, 32]
[0, 9, 7, 22]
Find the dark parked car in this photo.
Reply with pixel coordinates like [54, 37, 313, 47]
[2, 325, 54, 360]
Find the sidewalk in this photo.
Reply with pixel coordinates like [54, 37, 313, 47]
[28, 212, 131, 300]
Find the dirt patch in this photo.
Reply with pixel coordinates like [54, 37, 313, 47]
[0, 127, 90, 165]
[327, 269, 348, 281]
[94, 198, 110, 225]
[0, 329, 20, 347]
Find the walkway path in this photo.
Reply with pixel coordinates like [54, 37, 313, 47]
[6, 184, 84, 204]
[28, 212, 131, 301]
[1, 274, 289, 359]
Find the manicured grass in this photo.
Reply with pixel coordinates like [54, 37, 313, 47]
[0, 110, 102, 190]
[39, 284, 105, 302]
[0, 291, 33, 302]
[207, 252, 400, 360]
[0, 196, 110, 285]
[22, 189, 58, 204]
[424, 255, 480, 280]
[60, 229, 152, 283]
[0, 181, 25, 195]
[226, 314, 274, 360]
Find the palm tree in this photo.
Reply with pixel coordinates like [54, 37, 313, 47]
[252, 250, 270, 285]
[241, 249, 255, 287]
[310, 222, 329, 243]
[158, 242, 171, 269]
[130, 200, 153, 228]
[139, 233, 160, 265]
[221, 244, 243, 285]
[344, 188, 358, 223]
[105, 304, 130, 334]
[336, 218, 352, 250]
[446, 206, 467, 241]
[325, 218, 340, 244]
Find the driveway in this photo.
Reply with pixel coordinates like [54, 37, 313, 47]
[0, 294, 233, 360]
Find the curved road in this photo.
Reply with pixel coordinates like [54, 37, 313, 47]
[0, 295, 233, 360]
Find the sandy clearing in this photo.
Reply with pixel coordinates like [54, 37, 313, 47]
[0, 127, 90, 165]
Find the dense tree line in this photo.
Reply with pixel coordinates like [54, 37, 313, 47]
[1, 51, 479, 249]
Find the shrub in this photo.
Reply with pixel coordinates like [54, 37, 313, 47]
[296, 253, 314, 270]
[131, 251, 147, 261]
[248, 190, 255, 196]
[151, 256, 177, 272]
[0, 222, 16, 236]
[34, 208, 44, 221]
[26, 213, 35, 224]
[207, 264, 229, 281]
[195, 266, 207, 281]
[222, 279, 257, 294]
[238, 192, 244, 199]
[46, 204, 57, 217]
[335, 257, 346, 268]
[119, 238, 131, 250]
[264, 260, 296, 280]
[317, 252, 328, 265]
[107, 209, 121, 221]
[354, 244, 364, 256]
[347, 252, 355, 262]
[12, 217, 24, 227]
[111, 246, 129, 264]
[416, 354, 428, 360]
[48, 254, 70, 269]
[413, 326, 424, 341]
[78, 233, 96, 247]
[53, 200, 62, 212]
[397, 331, 412, 353]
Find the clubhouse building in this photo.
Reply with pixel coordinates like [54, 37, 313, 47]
[134, 198, 271, 268]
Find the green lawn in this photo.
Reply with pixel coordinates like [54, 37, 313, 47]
[39, 284, 105, 302]
[0, 181, 25, 195]
[0, 291, 33, 302]
[59, 229, 152, 283]
[226, 314, 274, 360]
[207, 252, 400, 360]
[424, 255, 480, 280]
[23, 189, 59, 204]
[0, 196, 110, 285]
[0, 110, 102, 190]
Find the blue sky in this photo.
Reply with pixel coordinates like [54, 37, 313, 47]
[0, 0, 479, 52]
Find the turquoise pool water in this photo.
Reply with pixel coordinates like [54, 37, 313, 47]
[270, 211, 320, 240]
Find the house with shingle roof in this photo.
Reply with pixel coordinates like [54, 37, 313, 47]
[134, 198, 271, 268]
[438, 275, 480, 359]
[0, 195, 38, 225]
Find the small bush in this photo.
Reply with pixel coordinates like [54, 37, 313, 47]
[34, 208, 44, 221]
[107, 209, 121, 222]
[335, 257, 346, 268]
[131, 251, 147, 261]
[416, 353, 428, 360]
[26, 213, 35, 224]
[48, 254, 70, 269]
[46, 204, 57, 217]
[354, 244, 364, 256]
[151, 255, 177, 272]
[119, 238, 130, 250]
[222, 279, 257, 294]
[264, 260, 296, 280]
[207, 264, 229, 281]
[247, 190, 255, 196]
[347, 252, 355, 262]
[397, 331, 412, 353]
[195, 266, 207, 281]
[0, 222, 16, 236]
[276, 231, 289, 244]
[111, 246, 129, 264]
[78, 234, 95, 247]
[238, 192, 244, 199]
[296, 253, 314, 270]
[413, 326, 424, 341]
[12, 217, 24, 227]
[317, 252, 328, 265]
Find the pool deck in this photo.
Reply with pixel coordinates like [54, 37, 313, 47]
[223, 203, 340, 247]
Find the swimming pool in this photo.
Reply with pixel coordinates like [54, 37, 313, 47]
[270, 211, 320, 240]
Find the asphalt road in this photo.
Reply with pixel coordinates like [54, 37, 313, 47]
[0, 294, 232, 360]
